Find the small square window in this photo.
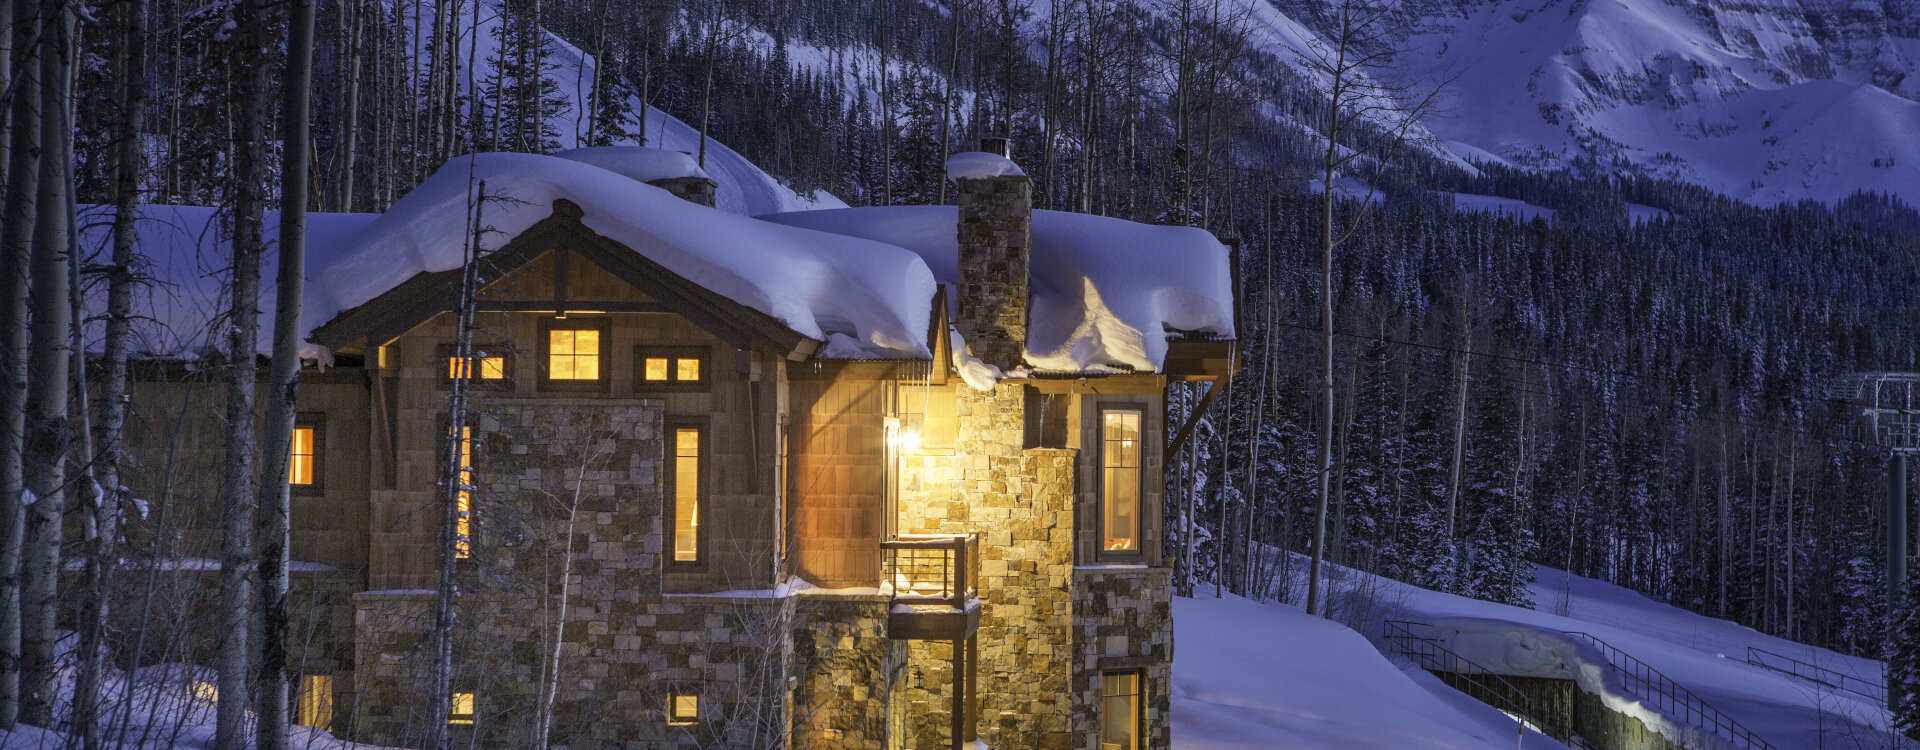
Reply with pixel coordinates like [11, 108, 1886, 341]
[448, 692, 475, 725]
[668, 693, 699, 725]
[636, 347, 709, 390]
[447, 355, 507, 380]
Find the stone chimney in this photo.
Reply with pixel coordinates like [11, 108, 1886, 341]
[952, 138, 1031, 372]
[645, 175, 719, 208]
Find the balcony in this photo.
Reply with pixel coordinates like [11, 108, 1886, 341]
[882, 533, 980, 640]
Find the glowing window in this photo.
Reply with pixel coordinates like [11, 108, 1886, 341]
[1101, 409, 1141, 553]
[456, 426, 473, 559]
[290, 426, 317, 486]
[668, 693, 699, 725]
[448, 691, 474, 725]
[672, 427, 701, 563]
[547, 328, 601, 380]
[1100, 671, 1143, 750]
[447, 355, 506, 380]
[297, 674, 333, 729]
[639, 348, 707, 386]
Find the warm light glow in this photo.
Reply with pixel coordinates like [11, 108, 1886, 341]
[289, 426, 315, 485]
[898, 428, 921, 453]
[297, 674, 334, 728]
[189, 680, 218, 702]
[645, 357, 670, 381]
[1102, 411, 1141, 553]
[676, 357, 700, 381]
[548, 328, 601, 380]
[448, 692, 475, 725]
[456, 426, 473, 559]
[675, 428, 700, 562]
[1101, 672, 1142, 750]
[448, 356, 506, 380]
[669, 693, 700, 724]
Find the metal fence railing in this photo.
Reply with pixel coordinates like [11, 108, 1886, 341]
[881, 533, 978, 610]
[1744, 646, 1884, 706]
[1560, 631, 1778, 750]
[1382, 620, 1598, 750]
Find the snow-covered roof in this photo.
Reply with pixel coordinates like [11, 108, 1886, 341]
[316, 153, 933, 358]
[97, 153, 1232, 376]
[757, 206, 1236, 373]
[945, 151, 1025, 180]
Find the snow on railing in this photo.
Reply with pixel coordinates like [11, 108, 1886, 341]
[1743, 646, 1884, 706]
[1381, 620, 1598, 750]
[1561, 631, 1778, 750]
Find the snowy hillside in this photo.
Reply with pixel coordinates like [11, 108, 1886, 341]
[1175, 564, 1899, 749]
[1384, 0, 1920, 205]
[1220, 0, 1920, 206]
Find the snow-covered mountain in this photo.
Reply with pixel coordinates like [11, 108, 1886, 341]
[1278, 0, 1920, 205]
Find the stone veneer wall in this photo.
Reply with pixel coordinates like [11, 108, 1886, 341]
[954, 175, 1032, 372]
[351, 401, 806, 749]
[790, 595, 906, 750]
[897, 383, 1077, 749]
[1070, 568, 1173, 750]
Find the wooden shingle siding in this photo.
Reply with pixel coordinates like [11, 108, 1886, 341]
[789, 379, 888, 588]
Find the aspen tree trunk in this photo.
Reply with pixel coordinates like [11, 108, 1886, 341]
[697, 13, 720, 169]
[0, 0, 43, 727]
[0, 0, 10, 189]
[255, 1, 315, 746]
[333, 0, 362, 211]
[64, 188, 98, 748]
[218, 0, 275, 744]
[76, 3, 147, 742]
[428, 181, 487, 750]
[20, 0, 75, 725]
[936, 0, 963, 205]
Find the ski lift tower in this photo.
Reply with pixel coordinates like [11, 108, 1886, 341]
[1841, 372, 1920, 698]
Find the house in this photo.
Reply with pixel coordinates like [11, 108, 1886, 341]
[108, 141, 1238, 749]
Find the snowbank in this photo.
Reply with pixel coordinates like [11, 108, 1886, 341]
[945, 151, 1025, 180]
[756, 206, 1236, 373]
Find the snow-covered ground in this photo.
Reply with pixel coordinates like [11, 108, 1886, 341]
[1175, 564, 1899, 749]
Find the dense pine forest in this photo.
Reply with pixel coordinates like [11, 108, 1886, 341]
[24, 0, 1920, 715]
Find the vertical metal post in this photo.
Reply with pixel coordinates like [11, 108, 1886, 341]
[1893, 453, 1909, 703]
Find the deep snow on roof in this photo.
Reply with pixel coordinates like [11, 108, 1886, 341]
[317, 153, 934, 357]
[551, 146, 712, 183]
[100, 153, 1231, 374]
[757, 206, 1236, 373]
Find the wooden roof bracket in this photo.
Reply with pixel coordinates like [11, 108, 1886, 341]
[1166, 376, 1223, 456]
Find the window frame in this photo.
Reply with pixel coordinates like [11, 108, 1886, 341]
[536, 317, 611, 392]
[634, 345, 712, 392]
[448, 691, 476, 726]
[1099, 669, 1146, 750]
[438, 343, 515, 390]
[453, 424, 475, 560]
[296, 674, 334, 730]
[289, 414, 325, 495]
[1095, 404, 1146, 563]
[667, 692, 700, 726]
[666, 419, 708, 568]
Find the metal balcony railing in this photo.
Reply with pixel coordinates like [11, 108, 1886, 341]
[1561, 631, 1778, 750]
[1743, 646, 1884, 705]
[881, 533, 978, 611]
[1381, 620, 1597, 750]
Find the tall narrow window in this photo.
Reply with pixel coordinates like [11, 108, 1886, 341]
[1100, 671, 1144, 750]
[456, 426, 473, 559]
[289, 425, 317, 486]
[448, 691, 475, 725]
[672, 426, 702, 563]
[885, 676, 907, 750]
[1101, 409, 1142, 554]
[296, 674, 333, 729]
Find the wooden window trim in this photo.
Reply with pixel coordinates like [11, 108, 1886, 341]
[290, 414, 325, 496]
[666, 418, 708, 568]
[438, 343, 515, 391]
[634, 345, 712, 392]
[536, 317, 611, 392]
[1095, 403, 1146, 564]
